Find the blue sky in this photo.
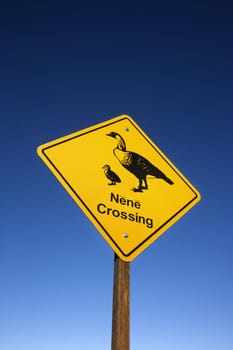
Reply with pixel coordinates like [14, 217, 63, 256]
[1, 1, 233, 349]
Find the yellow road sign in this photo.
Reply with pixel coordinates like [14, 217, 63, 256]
[37, 115, 201, 261]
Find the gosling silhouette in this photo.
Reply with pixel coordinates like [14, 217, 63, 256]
[102, 164, 121, 185]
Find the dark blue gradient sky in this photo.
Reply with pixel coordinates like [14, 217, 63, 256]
[1, 1, 233, 349]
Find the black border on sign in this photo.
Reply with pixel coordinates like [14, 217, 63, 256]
[41, 116, 198, 258]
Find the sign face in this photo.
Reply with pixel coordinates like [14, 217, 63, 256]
[37, 115, 201, 261]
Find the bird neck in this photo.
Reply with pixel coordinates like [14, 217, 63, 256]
[114, 148, 126, 162]
[116, 135, 126, 151]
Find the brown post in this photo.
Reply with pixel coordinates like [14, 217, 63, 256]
[111, 253, 130, 350]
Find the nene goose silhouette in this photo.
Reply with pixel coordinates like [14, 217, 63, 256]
[102, 164, 121, 185]
[107, 132, 174, 192]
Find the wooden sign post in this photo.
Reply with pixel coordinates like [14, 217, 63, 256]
[37, 115, 201, 349]
[112, 253, 130, 350]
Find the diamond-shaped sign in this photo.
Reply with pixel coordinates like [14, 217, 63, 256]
[37, 115, 201, 261]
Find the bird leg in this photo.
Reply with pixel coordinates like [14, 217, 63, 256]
[142, 178, 148, 190]
[109, 181, 116, 185]
[132, 178, 148, 192]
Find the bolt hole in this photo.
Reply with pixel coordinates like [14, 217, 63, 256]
[123, 233, 129, 238]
